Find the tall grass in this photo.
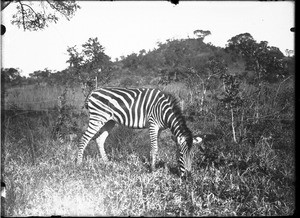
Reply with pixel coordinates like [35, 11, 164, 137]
[3, 84, 85, 111]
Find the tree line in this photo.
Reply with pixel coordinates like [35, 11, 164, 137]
[1, 30, 294, 146]
[1, 32, 293, 89]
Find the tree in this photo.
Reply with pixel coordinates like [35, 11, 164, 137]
[66, 46, 84, 68]
[122, 53, 140, 70]
[219, 73, 243, 143]
[285, 49, 294, 57]
[226, 33, 287, 83]
[65, 37, 112, 94]
[1, 67, 25, 86]
[81, 37, 112, 87]
[1, 1, 80, 31]
[163, 39, 188, 68]
[226, 33, 292, 142]
[28, 68, 52, 85]
[82, 38, 110, 68]
[185, 58, 225, 113]
[1, 67, 20, 82]
[193, 29, 211, 41]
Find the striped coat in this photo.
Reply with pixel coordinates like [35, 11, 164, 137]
[77, 87, 194, 177]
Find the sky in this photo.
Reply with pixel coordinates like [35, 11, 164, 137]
[1, 1, 295, 77]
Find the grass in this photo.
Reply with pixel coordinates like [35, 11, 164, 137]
[1, 111, 295, 216]
[3, 145, 294, 216]
[3, 84, 85, 111]
[1, 84, 295, 216]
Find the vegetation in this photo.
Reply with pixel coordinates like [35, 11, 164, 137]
[1, 1, 80, 31]
[1, 31, 295, 216]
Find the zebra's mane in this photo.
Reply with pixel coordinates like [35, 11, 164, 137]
[162, 91, 193, 141]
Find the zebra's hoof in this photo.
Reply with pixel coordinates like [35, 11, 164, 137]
[75, 157, 82, 165]
[181, 171, 192, 181]
[150, 165, 156, 173]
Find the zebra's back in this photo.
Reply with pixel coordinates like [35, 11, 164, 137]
[87, 87, 164, 128]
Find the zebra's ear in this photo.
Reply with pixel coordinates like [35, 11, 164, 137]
[193, 136, 203, 145]
[193, 135, 205, 152]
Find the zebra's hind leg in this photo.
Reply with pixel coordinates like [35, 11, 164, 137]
[77, 118, 104, 164]
[95, 120, 116, 162]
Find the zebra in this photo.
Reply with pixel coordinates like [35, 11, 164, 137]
[77, 87, 196, 177]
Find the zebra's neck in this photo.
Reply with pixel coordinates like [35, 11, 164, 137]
[168, 113, 192, 140]
[163, 99, 192, 141]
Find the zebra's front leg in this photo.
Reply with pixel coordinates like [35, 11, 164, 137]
[149, 125, 160, 172]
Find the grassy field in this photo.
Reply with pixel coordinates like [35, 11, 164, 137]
[1, 84, 295, 216]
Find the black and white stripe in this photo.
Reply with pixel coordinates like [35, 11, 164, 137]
[77, 87, 194, 177]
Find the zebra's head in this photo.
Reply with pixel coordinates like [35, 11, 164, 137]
[176, 134, 194, 178]
[172, 134, 205, 178]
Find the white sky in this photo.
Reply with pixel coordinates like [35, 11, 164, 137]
[1, 1, 295, 77]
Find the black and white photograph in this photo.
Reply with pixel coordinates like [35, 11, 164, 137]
[1, 1, 295, 216]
